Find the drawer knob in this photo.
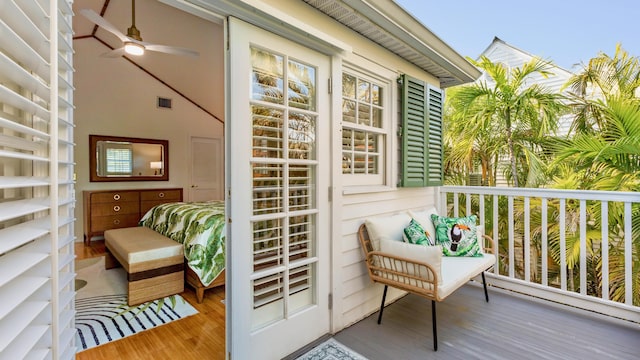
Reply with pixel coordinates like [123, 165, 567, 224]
[113, 194, 121, 201]
[114, 205, 121, 212]
[113, 219, 121, 225]
[158, 192, 165, 198]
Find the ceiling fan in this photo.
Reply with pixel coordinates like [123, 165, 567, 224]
[80, 0, 199, 58]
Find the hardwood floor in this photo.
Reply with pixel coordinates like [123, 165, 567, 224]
[75, 240, 226, 360]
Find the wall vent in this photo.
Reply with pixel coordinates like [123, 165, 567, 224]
[157, 97, 172, 109]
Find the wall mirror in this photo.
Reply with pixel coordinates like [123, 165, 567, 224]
[89, 135, 169, 182]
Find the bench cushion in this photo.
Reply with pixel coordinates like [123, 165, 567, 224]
[105, 226, 182, 264]
[380, 240, 442, 281]
[365, 213, 411, 251]
[438, 255, 495, 299]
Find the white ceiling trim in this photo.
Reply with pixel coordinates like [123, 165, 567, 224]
[301, 0, 481, 87]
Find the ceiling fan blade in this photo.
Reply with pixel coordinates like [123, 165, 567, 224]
[100, 47, 127, 58]
[79, 9, 129, 43]
[144, 44, 200, 58]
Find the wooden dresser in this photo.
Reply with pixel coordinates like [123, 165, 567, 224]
[83, 188, 183, 245]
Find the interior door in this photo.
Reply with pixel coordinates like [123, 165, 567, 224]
[227, 17, 331, 359]
[189, 136, 224, 201]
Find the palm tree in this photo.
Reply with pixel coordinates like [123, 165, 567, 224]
[563, 43, 640, 135]
[446, 56, 566, 187]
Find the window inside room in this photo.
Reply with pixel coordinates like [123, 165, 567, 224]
[105, 147, 133, 174]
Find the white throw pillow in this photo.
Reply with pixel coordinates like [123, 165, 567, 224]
[379, 240, 442, 281]
[364, 213, 411, 251]
[408, 207, 439, 240]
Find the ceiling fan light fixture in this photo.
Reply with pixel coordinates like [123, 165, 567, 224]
[124, 42, 145, 56]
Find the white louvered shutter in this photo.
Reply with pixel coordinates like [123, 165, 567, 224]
[0, 1, 76, 359]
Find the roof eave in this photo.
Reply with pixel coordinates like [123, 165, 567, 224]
[302, 0, 481, 87]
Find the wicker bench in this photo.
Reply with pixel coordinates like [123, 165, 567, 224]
[104, 226, 184, 306]
[358, 214, 496, 351]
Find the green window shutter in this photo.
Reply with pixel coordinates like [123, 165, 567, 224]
[399, 74, 444, 187]
[426, 84, 444, 186]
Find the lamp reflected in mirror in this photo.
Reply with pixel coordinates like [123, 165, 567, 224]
[150, 161, 162, 175]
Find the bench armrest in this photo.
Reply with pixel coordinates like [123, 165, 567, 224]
[365, 250, 439, 298]
[477, 224, 496, 254]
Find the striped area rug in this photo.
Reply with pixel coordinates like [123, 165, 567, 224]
[75, 257, 197, 351]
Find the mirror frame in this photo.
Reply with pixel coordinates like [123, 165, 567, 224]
[89, 134, 169, 182]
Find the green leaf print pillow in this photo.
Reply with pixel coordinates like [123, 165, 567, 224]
[402, 218, 433, 246]
[430, 214, 482, 257]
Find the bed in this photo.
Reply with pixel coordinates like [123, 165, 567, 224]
[139, 200, 225, 303]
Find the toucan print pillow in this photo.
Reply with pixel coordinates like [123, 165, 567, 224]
[430, 214, 482, 257]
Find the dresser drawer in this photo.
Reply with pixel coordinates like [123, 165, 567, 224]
[91, 191, 140, 203]
[90, 201, 139, 216]
[91, 214, 141, 232]
[140, 189, 182, 202]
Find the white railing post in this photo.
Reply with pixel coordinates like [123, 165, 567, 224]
[524, 197, 531, 282]
[580, 200, 587, 295]
[493, 194, 499, 274]
[559, 198, 567, 291]
[541, 197, 548, 287]
[624, 202, 632, 305]
[479, 194, 485, 228]
[508, 196, 514, 278]
[601, 201, 609, 301]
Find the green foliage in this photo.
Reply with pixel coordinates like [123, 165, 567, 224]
[444, 56, 567, 187]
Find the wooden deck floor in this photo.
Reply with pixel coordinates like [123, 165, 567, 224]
[333, 284, 640, 360]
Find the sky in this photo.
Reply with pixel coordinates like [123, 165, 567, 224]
[394, 0, 639, 71]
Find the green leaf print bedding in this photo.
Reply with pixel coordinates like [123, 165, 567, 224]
[139, 201, 225, 286]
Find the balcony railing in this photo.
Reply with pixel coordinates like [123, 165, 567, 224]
[439, 186, 640, 322]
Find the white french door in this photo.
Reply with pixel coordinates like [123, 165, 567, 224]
[227, 18, 331, 359]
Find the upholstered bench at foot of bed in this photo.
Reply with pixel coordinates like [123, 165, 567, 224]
[104, 226, 184, 306]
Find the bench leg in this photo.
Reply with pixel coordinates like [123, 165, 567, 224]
[104, 248, 120, 270]
[432, 300, 438, 351]
[377, 285, 388, 324]
[482, 272, 489, 302]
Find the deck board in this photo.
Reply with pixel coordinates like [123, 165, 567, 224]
[334, 283, 639, 360]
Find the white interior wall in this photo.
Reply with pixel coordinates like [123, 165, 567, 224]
[73, 21, 224, 242]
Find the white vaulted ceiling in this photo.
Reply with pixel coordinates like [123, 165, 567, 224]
[72, 0, 224, 121]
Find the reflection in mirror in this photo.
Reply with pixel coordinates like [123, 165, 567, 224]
[89, 135, 169, 182]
